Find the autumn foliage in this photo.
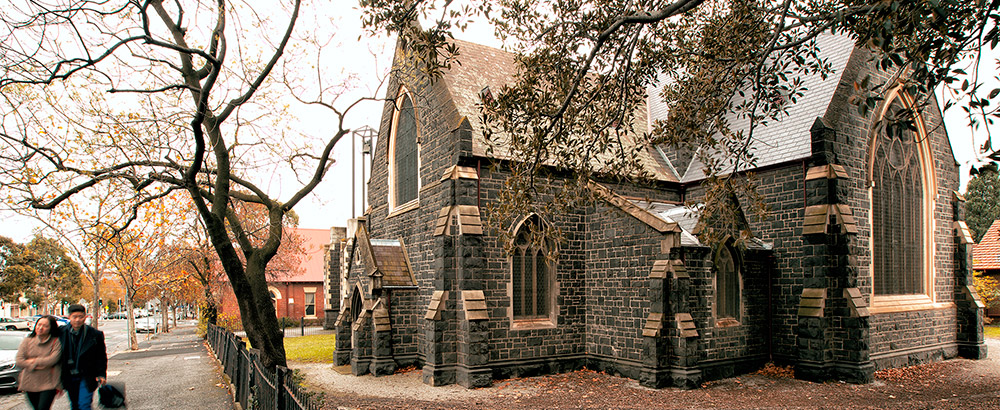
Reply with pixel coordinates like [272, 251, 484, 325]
[973, 271, 1000, 310]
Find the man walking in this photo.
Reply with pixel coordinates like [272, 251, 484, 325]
[60, 304, 107, 410]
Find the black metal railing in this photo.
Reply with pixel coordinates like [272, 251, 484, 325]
[206, 324, 323, 410]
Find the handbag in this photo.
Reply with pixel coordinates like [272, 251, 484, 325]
[98, 381, 126, 408]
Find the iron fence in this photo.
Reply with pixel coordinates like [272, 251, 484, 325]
[206, 324, 323, 410]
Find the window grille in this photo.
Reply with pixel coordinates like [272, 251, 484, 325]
[871, 99, 924, 295]
[393, 95, 419, 206]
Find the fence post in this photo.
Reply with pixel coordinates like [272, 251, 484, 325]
[242, 349, 252, 409]
[274, 365, 287, 410]
[235, 339, 246, 409]
[301, 317, 304, 336]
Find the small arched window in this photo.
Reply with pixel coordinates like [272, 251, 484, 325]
[714, 243, 740, 321]
[268, 287, 281, 311]
[350, 287, 363, 324]
[511, 215, 553, 320]
[869, 91, 930, 296]
[390, 91, 419, 209]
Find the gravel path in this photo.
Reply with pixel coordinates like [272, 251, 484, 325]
[294, 338, 1000, 410]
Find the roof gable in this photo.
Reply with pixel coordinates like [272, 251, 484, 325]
[351, 224, 417, 287]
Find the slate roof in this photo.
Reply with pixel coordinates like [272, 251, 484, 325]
[440, 39, 677, 182]
[973, 219, 1000, 270]
[645, 33, 857, 183]
[630, 200, 772, 250]
[630, 200, 701, 246]
[370, 239, 417, 287]
[352, 225, 417, 287]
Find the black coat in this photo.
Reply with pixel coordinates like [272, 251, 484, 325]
[59, 324, 107, 391]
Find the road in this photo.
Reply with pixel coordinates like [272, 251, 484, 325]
[0, 318, 200, 410]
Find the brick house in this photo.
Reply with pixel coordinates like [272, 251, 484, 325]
[972, 219, 1000, 317]
[325, 34, 987, 389]
[219, 227, 332, 322]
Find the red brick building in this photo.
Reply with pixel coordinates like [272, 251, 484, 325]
[218, 227, 332, 322]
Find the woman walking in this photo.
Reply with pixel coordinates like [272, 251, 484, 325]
[16, 315, 62, 410]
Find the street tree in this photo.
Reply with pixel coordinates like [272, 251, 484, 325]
[0, 236, 36, 302]
[176, 225, 224, 326]
[24, 236, 83, 314]
[23, 193, 130, 329]
[0, 1, 372, 369]
[966, 162, 1000, 242]
[105, 202, 184, 350]
[362, 0, 999, 245]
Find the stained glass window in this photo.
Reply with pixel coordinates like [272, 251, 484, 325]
[512, 216, 552, 320]
[715, 244, 740, 320]
[871, 98, 924, 295]
[392, 94, 419, 207]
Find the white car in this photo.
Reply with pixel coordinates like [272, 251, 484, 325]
[135, 316, 159, 333]
[0, 318, 30, 331]
[0, 331, 28, 390]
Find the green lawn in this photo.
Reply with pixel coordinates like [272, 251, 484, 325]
[283, 334, 336, 363]
[986, 325, 1000, 339]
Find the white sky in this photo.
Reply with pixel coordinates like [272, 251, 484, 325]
[1, 3, 997, 244]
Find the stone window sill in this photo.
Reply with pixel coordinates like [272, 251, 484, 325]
[510, 318, 556, 331]
[870, 294, 954, 314]
[716, 318, 740, 328]
[388, 199, 419, 218]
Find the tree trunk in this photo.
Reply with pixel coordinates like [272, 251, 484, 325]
[160, 296, 170, 332]
[201, 213, 287, 370]
[125, 288, 137, 350]
[202, 287, 218, 325]
[219, 250, 286, 369]
[91, 270, 100, 330]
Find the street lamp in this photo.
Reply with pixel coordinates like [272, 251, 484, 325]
[351, 125, 377, 218]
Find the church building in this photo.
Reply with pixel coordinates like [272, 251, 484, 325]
[323, 33, 987, 389]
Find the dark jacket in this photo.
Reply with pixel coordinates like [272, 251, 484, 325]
[59, 324, 107, 391]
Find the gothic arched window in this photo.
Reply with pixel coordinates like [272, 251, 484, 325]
[390, 91, 419, 209]
[869, 91, 930, 296]
[714, 243, 741, 321]
[511, 216, 553, 321]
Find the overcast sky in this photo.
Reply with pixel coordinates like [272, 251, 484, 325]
[1, 3, 997, 244]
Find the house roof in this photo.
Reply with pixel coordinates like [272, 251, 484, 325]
[439, 39, 678, 182]
[645, 33, 857, 183]
[280, 227, 331, 283]
[973, 219, 1000, 269]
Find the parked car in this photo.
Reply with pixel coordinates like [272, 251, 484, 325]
[0, 331, 28, 390]
[106, 312, 127, 320]
[135, 316, 159, 333]
[28, 316, 70, 332]
[0, 318, 30, 331]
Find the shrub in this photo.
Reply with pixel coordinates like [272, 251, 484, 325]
[217, 313, 243, 332]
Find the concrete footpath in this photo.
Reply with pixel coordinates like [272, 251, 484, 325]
[1, 325, 233, 410]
